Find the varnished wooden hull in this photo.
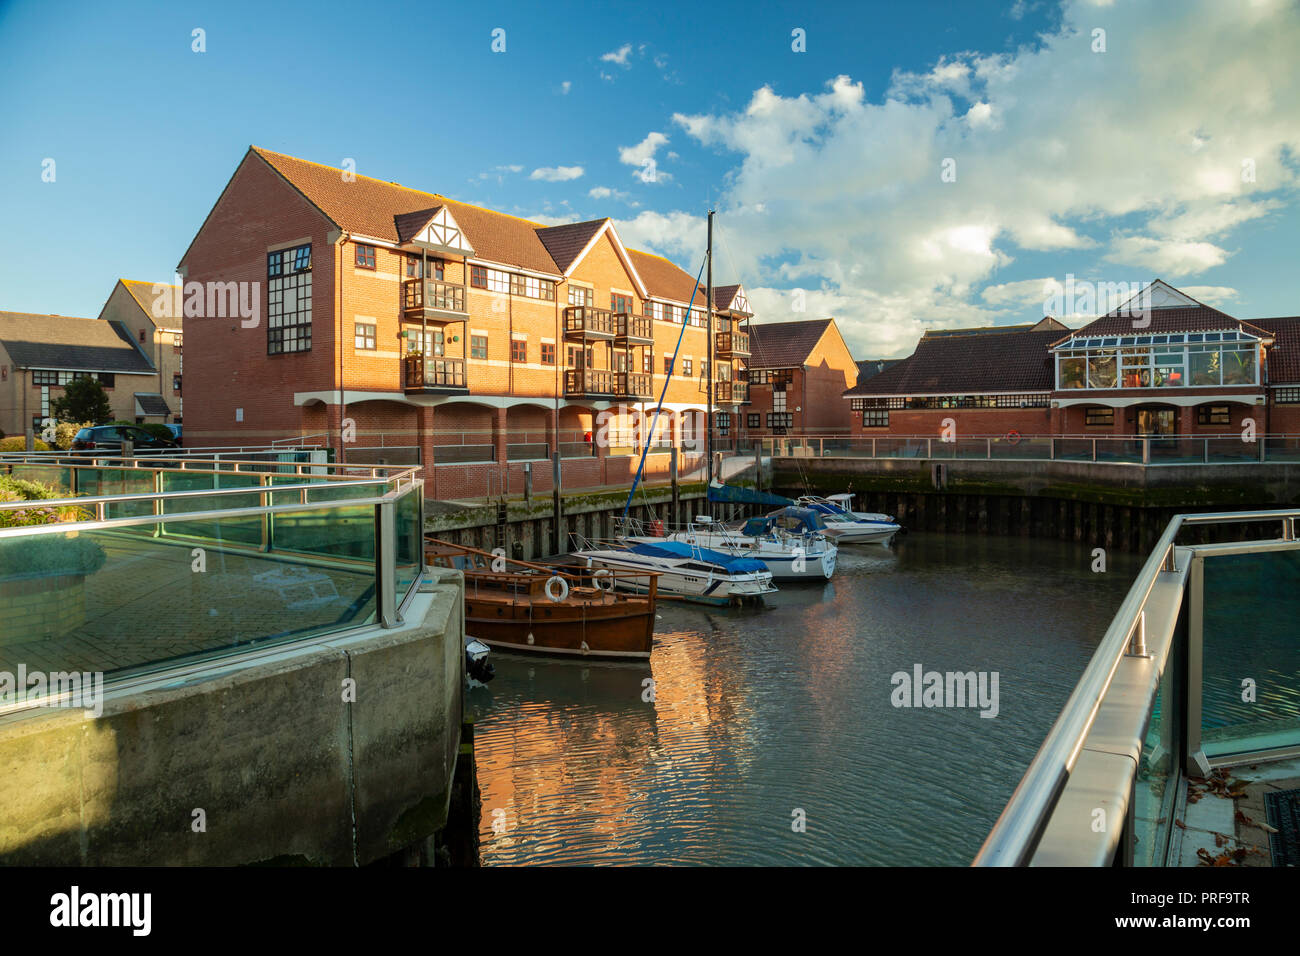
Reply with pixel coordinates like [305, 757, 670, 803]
[465, 597, 655, 659]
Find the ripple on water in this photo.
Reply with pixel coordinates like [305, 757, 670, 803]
[472, 533, 1139, 865]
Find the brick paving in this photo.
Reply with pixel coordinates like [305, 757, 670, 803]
[0, 536, 376, 676]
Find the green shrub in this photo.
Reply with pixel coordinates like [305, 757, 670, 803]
[0, 436, 51, 452]
[0, 475, 103, 578]
[0, 533, 106, 579]
[54, 421, 94, 450]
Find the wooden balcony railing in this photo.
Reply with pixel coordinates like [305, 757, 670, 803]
[616, 313, 654, 344]
[716, 330, 750, 357]
[402, 279, 468, 318]
[616, 372, 654, 399]
[564, 368, 615, 396]
[404, 354, 467, 391]
[713, 381, 747, 404]
[564, 306, 616, 339]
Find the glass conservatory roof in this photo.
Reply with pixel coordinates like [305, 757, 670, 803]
[1053, 330, 1258, 351]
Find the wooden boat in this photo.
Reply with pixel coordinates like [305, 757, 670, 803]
[425, 538, 658, 660]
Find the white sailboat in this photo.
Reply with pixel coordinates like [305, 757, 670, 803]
[793, 495, 901, 546]
[619, 512, 837, 582]
[570, 534, 777, 605]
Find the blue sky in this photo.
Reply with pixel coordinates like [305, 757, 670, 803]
[1, 0, 1297, 358]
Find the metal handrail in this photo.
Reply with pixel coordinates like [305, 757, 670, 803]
[974, 507, 1300, 866]
[0, 476, 396, 517]
[1, 452, 415, 480]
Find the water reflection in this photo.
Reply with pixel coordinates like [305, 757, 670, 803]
[473, 532, 1138, 865]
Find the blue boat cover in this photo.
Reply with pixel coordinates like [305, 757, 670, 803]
[744, 506, 828, 537]
[628, 540, 768, 574]
[707, 483, 793, 507]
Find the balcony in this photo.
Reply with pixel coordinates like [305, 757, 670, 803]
[403, 354, 468, 394]
[716, 330, 750, 358]
[616, 372, 654, 399]
[564, 306, 616, 340]
[402, 278, 468, 321]
[713, 380, 747, 404]
[615, 313, 654, 345]
[565, 368, 615, 397]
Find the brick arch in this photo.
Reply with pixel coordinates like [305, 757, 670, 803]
[342, 399, 418, 448]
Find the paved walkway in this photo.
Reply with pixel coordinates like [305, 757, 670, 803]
[1, 536, 375, 677]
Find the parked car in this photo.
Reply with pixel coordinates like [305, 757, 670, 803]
[71, 425, 179, 452]
[164, 423, 183, 445]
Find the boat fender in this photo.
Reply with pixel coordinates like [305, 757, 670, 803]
[544, 575, 570, 603]
[592, 568, 615, 591]
[651, 519, 665, 536]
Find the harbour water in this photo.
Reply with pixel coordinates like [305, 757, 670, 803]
[470, 532, 1140, 865]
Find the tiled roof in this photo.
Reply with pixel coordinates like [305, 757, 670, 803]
[747, 319, 833, 369]
[1255, 316, 1300, 384]
[134, 393, 171, 416]
[847, 324, 1059, 395]
[250, 148, 719, 301]
[0, 311, 156, 373]
[714, 284, 747, 312]
[120, 279, 183, 326]
[627, 249, 705, 306]
[854, 358, 904, 384]
[845, 357, 912, 396]
[393, 206, 443, 244]
[251, 147, 561, 274]
[1063, 305, 1271, 339]
[536, 219, 608, 274]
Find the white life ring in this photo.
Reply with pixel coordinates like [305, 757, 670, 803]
[592, 568, 615, 591]
[544, 575, 570, 603]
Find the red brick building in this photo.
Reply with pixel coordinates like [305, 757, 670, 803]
[178, 147, 758, 498]
[846, 281, 1300, 440]
[741, 318, 859, 437]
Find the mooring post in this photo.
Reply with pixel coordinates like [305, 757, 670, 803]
[551, 451, 562, 555]
[523, 461, 532, 508]
[670, 447, 680, 528]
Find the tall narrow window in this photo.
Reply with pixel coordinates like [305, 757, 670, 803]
[510, 339, 527, 363]
[267, 244, 312, 354]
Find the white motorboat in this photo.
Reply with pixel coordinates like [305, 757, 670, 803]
[569, 535, 777, 606]
[792, 496, 901, 546]
[620, 512, 837, 582]
[798, 493, 898, 525]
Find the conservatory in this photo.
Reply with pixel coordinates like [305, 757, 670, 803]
[1053, 330, 1262, 391]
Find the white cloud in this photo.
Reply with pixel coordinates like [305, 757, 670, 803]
[601, 44, 633, 66]
[529, 165, 585, 182]
[618, 131, 669, 168]
[559, 81, 571, 95]
[662, 0, 1300, 358]
[1180, 286, 1240, 307]
[980, 277, 1060, 308]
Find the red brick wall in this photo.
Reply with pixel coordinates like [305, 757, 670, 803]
[180, 152, 337, 447]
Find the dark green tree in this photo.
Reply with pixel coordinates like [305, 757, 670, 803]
[50, 376, 113, 425]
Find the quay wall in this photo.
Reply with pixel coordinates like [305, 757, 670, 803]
[773, 457, 1300, 553]
[426, 482, 723, 558]
[0, 570, 471, 866]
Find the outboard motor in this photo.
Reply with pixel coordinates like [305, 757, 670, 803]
[465, 637, 495, 686]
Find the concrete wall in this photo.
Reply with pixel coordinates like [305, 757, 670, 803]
[776, 455, 1300, 552]
[0, 570, 465, 866]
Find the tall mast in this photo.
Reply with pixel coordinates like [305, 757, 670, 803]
[705, 209, 714, 491]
